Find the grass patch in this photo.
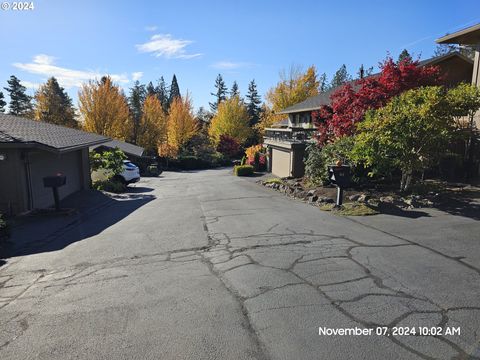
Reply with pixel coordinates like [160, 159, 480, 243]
[319, 202, 379, 216]
[263, 177, 283, 185]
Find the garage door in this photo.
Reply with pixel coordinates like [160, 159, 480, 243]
[272, 148, 291, 178]
[29, 150, 82, 209]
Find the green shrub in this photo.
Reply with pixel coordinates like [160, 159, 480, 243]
[234, 165, 254, 176]
[177, 155, 211, 170]
[146, 164, 162, 176]
[240, 156, 247, 166]
[90, 148, 127, 179]
[305, 137, 360, 185]
[92, 179, 126, 193]
[210, 152, 230, 167]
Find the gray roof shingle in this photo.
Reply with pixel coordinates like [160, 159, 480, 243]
[0, 114, 109, 152]
[91, 139, 145, 157]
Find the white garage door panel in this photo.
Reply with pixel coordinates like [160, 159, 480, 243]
[272, 149, 291, 178]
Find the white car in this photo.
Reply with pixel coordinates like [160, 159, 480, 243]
[117, 160, 140, 184]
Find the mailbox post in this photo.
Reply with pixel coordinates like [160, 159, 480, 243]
[43, 174, 67, 211]
[327, 165, 351, 206]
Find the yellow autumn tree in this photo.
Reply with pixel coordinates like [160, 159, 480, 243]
[78, 76, 131, 139]
[137, 95, 167, 154]
[257, 65, 320, 134]
[166, 94, 198, 156]
[209, 96, 252, 145]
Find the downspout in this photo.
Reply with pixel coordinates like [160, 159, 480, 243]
[23, 150, 33, 210]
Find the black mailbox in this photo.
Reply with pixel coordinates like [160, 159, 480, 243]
[328, 165, 351, 206]
[328, 165, 351, 188]
[42, 174, 66, 211]
[43, 175, 66, 188]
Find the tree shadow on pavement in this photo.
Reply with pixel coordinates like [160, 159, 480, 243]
[433, 190, 480, 220]
[0, 191, 155, 262]
[377, 203, 431, 219]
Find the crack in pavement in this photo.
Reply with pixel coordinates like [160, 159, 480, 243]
[197, 214, 480, 360]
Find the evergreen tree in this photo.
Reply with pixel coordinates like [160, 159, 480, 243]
[155, 76, 169, 113]
[0, 91, 6, 113]
[319, 73, 328, 92]
[245, 79, 262, 126]
[357, 64, 374, 79]
[230, 81, 240, 98]
[196, 106, 213, 134]
[168, 74, 181, 107]
[209, 74, 228, 112]
[128, 80, 147, 144]
[398, 49, 412, 63]
[34, 77, 77, 128]
[329, 65, 352, 89]
[4, 75, 33, 117]
[146, 81, 156, 97]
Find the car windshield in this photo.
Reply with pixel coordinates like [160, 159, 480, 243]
[124, 161, 136, 168]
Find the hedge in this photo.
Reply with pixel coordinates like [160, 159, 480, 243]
[234, 165, 254, 176]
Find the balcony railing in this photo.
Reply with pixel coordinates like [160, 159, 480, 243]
[264, 127, 317, 144]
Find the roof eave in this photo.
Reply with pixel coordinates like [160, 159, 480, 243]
[436, 24, 480, 45]
[278, 106, 323, 115]
[0, 138, 110, 153]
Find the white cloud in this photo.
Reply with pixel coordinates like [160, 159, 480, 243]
[211, 61, 253, 70]
[132, 71, 143, 81]
[21, 80, 41, 90]
[13, 54, 130, 89]
[136, 34, 202, 59]
[145, 25, 158, 32]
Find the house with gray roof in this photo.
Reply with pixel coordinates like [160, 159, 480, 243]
[0, 114, 109, 215]
[91, 139, 145, 159]
[263, 51, 474, 178]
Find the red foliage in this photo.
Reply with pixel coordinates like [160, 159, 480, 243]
[313, 57, 442, 144]
[216, 135, 241, 158]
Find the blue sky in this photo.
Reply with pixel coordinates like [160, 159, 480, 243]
[0, 0, 479, 111]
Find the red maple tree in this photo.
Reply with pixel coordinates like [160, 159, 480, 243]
[313, 57, 442, 144]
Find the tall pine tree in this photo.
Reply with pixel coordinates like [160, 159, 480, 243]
[209, 74, 227, 112]
[4, 75, 33, 117]
[168, 74, 181, 108]
[319, 73, 328, 92]
[329, 65, 352, 89]
[146, 81, 156, 97]
[245, 79, 262, 126]
[230, 81, 240, 98]
[0, 91, 6, 113]
[34, 77, 77, 128]
[128, 80, 147, 144]
[155, 76, 169, 113]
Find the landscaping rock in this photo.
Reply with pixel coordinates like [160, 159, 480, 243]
[349, 194, 362, 202]
[357, 194, 370, 202]
[317, 196, 334, 204]
[379, 196, 395, 203]
[308, 195, 319, 203]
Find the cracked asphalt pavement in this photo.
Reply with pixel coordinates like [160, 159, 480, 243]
[1, 168, 479, 359]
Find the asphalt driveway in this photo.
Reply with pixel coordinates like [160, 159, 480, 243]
[1, 168, 479, 359]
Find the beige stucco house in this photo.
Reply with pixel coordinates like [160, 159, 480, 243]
[437, 23, 480, 128]
[0, 115, 109, 215]
[264, 52, 474, 179]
